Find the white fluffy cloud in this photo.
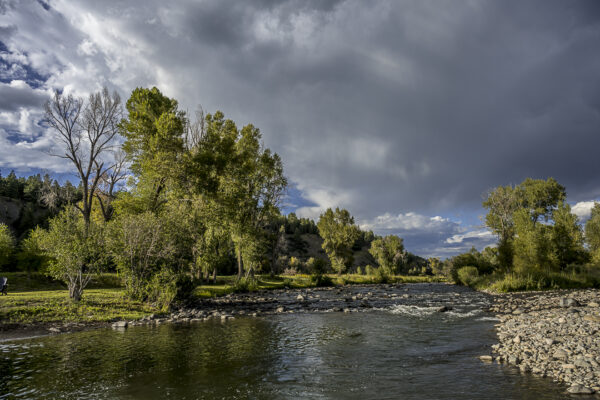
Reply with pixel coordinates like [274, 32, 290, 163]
[572, 201, 598, 221]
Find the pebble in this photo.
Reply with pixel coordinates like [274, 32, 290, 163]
[490, 289, 599, 394]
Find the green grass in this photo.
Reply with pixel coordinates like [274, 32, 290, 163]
[193, 273, 446, 297]
[465, 266, 600, 293]
[0, 289, 158, 325]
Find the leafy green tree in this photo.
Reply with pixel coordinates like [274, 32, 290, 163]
[512, 208, 556, 274]
[519, 178, 566, 224]
[187, 111, 286, 280]
[37, 206, 106, 301]
[483, 177, 566, 271]
[585, 202, 600, 264]
[483, 185, 520, 270]
[551, 202, 586, 269]
[317, 208, 360, 275]
[120, 87, 185, 212]
[194, 223, 232, 283]
[16, 228, 47, 276]
[0, 223, 15, 269]
[369, 235, 405, 274]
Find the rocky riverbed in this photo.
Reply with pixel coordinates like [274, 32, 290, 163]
[488, 289, 600, 395]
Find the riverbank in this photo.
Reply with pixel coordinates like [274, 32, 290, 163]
[0, 273, 444, 338]
[488, 288, 600, 395]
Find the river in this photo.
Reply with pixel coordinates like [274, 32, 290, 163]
[0, 284, 570, 399]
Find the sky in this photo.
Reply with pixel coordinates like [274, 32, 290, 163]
[1, 0, 600, 258]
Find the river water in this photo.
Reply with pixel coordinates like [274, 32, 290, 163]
[0, 284, 572, 399]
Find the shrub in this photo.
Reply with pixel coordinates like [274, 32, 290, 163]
[365, 264, 375, 276]
[282, 267, 297, 276]
[233, 277, 259, 293]
[356, 266, 363, 275]
[310, 274, 334, 287]
[457, 266, 479, 286]
[306, 257, 328, 275]
[373, 267, 391, 284]
[0, 223, 15, 270]
[36, 206, 106, 301]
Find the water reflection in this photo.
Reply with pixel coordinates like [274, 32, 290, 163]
[0, 285, 574, 399]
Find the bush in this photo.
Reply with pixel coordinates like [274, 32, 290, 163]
[233, 277, 259, 293]
[306, 257, 328, 275]
[310, 274, 334, 287]
[0, 223, 15, 270]
[365, 264, 375, 276]
[373, 267, 391, 284]
[457, 266, 479, 286]
[487, 266, 600, 293]
[356, 266, 363, 275]
[282, 267, 297, 276]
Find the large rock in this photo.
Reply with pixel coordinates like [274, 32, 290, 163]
[553, 349, 568, 360]
[112, 320, 128, 328]
[567, 384, 594, 394]
[559, 297, 580, 307]
[583, 314, 600, 323]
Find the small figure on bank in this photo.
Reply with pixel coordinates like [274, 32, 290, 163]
[0, 277, 7, 295]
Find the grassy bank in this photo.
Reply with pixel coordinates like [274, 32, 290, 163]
[456, 266, 600, 293]
[0, 272, 445, 326]
[0, 289, 157, 325]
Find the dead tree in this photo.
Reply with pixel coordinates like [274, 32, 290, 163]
[44, 87, 123, 229]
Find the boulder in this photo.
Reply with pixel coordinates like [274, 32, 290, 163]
[112, 320, 128, 329]
[559, 297, 580, 307]
[437, 306, 452, 313]
[567, 384, 594, 394]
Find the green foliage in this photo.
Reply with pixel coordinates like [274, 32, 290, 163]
[356, 266, 363, 275]
[306, 257, 327, 275]
[372, 266, 391, 283]
[310, 274, 334, 287]
[365, 264, 375, 276]
[107, 212, 175, 302]
[447, 247, 494, 282]
[488, 267, 600, 292]
[36, 206, 106, 301]
[16, 228, 48, 274]
[551, 202, 587, 268]
[368, 235, 404, 274]
[317, 208, 360, 275]
[456, 266, 479, 286]
[0, 223, 15, 269]
[483, 177, 567, 270]
[512, 208, 555, 273]
[585, 202, 600, 264]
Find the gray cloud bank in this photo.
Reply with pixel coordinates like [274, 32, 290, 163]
[1, 0, 599, 256]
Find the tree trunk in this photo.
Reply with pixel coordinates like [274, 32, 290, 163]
[69, 282, 83, 302]
[211, 268, 217, 284]
[236, 248, 243, 281]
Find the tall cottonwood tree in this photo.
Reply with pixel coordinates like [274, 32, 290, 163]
[369, 235, 405, 275]
[44, 88, 123, 229]
[483, 177, 567, 271]
[187, 111, 286, 280]
[317, 208, 360, 275]
[585, 203, 600, 263]
[120, 87, 185, 213]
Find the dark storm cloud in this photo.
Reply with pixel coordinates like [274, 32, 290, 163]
[1, 0, 599, 256]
